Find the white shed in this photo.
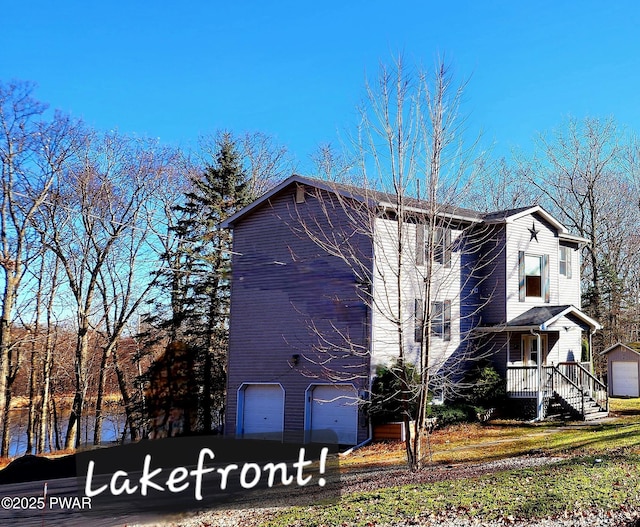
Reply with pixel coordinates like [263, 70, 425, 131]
[602, 343, 640, 398]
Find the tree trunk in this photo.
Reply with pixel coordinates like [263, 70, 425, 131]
[38, 335, 53, 454]
[93, 344, 111, 445]
[0, 274, 17, 455]
[65, 326, 89, 450]
[51, 396, 61, 451]
[27, 254, 46, 454]
[26, 340, 39, 454]
[0, 387, 11, 457]
[112, 345, 139, 442]
[38, 258, 59, 454]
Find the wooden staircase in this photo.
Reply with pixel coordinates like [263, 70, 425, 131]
[543, 363, 609, 421]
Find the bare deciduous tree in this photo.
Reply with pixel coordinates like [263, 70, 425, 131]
[40, 131, 170, 449]
[92, 144, 176, 444]
[518, 117, 640, 359]
[0, 80, 83, 454]
[291, 57, 494, 470]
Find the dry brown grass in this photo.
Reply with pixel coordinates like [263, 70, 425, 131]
[9, 393, 124, 411]
[342, 399, 640, 469]
[341, 421, 545, 468]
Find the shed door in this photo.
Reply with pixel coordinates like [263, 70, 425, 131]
[310, 384, 358, 445]
[612, 361, 639, 397]
[241, 384, 284, 440]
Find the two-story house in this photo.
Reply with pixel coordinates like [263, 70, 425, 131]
[221, 175, 606, 446]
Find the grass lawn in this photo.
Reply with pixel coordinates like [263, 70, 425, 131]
[261, 398, 640, 526]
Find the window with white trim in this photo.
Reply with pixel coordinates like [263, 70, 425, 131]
[525, 255, 542, 298]
[415, 225, 451, 267]
[518, 251, 550, 302]
[431, 300, 452, 341]
[414, 299, 451, 342]
[414, 299, 424, 342]
[520, 334, 548, 365]
[559, 246, 572, 278]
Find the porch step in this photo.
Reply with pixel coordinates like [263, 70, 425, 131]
[583, 410, 609, 421]
[552, 393, 607, 421]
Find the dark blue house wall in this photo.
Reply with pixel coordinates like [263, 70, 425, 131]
[478, 224, 508, 325]
[469, 224, 509, 375]
[225, 184, 373, 443]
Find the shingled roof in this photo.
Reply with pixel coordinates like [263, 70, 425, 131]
[221, 175, 592, 248]
[478, 305, 601, 332]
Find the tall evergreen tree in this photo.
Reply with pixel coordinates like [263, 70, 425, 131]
[147, 134, 253, 434]
[187, 134, 253, 431]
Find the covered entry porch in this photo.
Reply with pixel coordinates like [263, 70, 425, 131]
[481, 305, 607, 420]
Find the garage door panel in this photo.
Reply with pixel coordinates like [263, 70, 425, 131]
[612, 362, 639, 397]
[310, 385, 358, 445]
[241, 384, 284, 440]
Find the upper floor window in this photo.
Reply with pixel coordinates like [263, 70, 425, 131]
[525, 255, 542, 297]
[431, 300, 452, 341]
[434, 227, 446, 265]
[414, 299, 451, 342]
[416, 225, 451, 267]
[518, 251, 549, 302]
[559, 246, 572, 278]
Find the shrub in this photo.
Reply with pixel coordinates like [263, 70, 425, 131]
[428, 403, 479, 427]
[464, 364, 506, 407]
[368, 361, 419, 425]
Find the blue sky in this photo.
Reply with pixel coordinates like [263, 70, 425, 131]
[3, 1, 640, 172]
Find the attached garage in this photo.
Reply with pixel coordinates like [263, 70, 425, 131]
[237, 383, 284, 440]
[307, 384, 358, 445]
[602, 343, 640, 398]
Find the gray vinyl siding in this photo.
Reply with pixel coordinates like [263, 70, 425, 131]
[487, 331, 565, 375]
[483, 332, 509, 376]
[225, 178, 595, 430]
[553, 326, 582, 363]
[476, 214, 583, 326]
[369, 216, 403, 369]
[544, 314, 586, 363]
[225, 185, 372, 443]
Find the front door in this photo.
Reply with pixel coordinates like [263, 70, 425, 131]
[521, 334, 548, 365]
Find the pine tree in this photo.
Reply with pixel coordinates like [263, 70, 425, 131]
[186, 134, 253, 431]
[146, 134, 253, 434]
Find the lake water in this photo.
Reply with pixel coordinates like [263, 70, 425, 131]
[6, 407, 127, 457]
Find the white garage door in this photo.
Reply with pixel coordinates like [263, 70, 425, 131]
[612, 361, 639, 397]
[241, 384, 284, 440]
[310, 384, 358, 445]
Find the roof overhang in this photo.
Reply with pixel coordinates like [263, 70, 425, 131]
[483, 205, 565, 229]
[221, 174, 483, 229]
[220, 174, 373, 229]
[221, 175, 589, 249]
[558, 232, 590, 245]
[477, 305, 601, 333]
